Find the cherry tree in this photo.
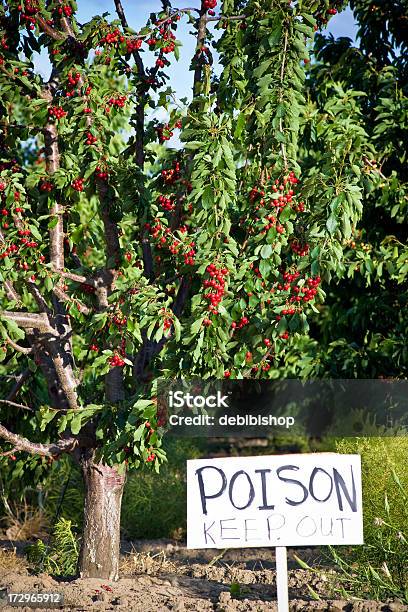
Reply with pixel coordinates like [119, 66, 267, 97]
[0, 0, 362, 579]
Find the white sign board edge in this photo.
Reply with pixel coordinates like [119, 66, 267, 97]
[187, 453, 363, 549]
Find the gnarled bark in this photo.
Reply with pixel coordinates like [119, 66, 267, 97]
[78, 452, 126, 581]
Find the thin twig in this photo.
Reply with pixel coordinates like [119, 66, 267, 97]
[206, 14, 245, 22]
[6, 369, 32, 402]
[0, 399, 34, 412]
[52, 270, 95, 286]
[0, 448, 18, 457]
[4, 335, 33, 355]
[53, 286, 91, 316]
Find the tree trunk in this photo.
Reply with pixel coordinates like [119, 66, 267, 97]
[78, 452, 126, 580]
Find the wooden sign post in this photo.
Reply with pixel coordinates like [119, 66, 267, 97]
[276, 546, 289, 612]
[187, 453, 363, 609]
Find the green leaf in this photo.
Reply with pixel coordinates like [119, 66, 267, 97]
[39, 406, 58, 432]
[173, 317, 181, 342]
[326, 215, 338, 235]
[191, 317, 204, 335]
[261, 244, 273, 259]
[234, 113, 246, 139]
[259, 259, 271, 278]
[70, 413, 83, 435]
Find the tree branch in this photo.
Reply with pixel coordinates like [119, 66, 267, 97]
[2, 314, 78, 410]
[172, 276, 191, 318]
[36, 15, 66, 41]
[27, 280, 53, 315]
[93, 190, 125, 403]
[0, 279, 20, 303]
[0, 312, 57, 334]
[0, 447, 17, 457]
[59, 14, 76, 38]
[96, 179, 121, 267]
[113, 0, 145, 168]
[206, 14, 245, 22]
[113, 0, 129, 26]
[194, 6, 209, 94]
[53, 286, 91, 316]
[0, 399, 33, 412]
[6, 369, 32, 402]
[44, 338, 79, 410]
[44, 111, 64, 271]
[0, 229, 21, 303]
[5, 335, 33, 355]
[52, 270, 95, 286]
[142, 238, 154, 282]
[0, 423, 77, 457]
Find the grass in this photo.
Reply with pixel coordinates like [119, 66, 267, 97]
[0, 500, 48, 541]
[326, 438, 408, 603]
[120, 549, 182, 575]
[0, 547, 28, 573]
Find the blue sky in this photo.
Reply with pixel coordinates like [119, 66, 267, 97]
[34, 2, 358, 102]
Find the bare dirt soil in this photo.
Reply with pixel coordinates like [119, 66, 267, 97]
[0, 540, 406, 611]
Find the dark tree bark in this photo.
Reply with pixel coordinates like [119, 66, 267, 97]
[78, 452, 126, 580]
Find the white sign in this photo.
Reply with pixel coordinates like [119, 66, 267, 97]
[187, 453, 363, 549]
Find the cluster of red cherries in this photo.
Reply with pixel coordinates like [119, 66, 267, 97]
[156, 120, 182, 143]
[106, 95, 127, 109]
[145, 221, 196, 266]
[231, 315, 249, 331]
[72, 177, 84, 192]
[147, 29, 176, 55]
[250, 172, 300, 212]
[157, 195, 175, 212]
[202, 264, 228, 315]
[109, 353, 125, 368]
[17, 1, 39, 30]
[67, 71, 81, 88]
[289, 276, 320, 304]
[95, 166, 109, 181]
[39, 180, 53, 193]
[146, 450, 156, 463]
[274, 270, 321, 306]
[57, 4, 73, 17]
[48, 106, 67, 120]
[290, 239, 309, 256]
[0, 205, 43, 275]
[203, 0, 217, 13]
[100, 28, 124, 46]
[98, 26, 145, 57]
[125, 38, 143, 54]
[112, 313, 127, 327]
[314, 2, 342, 27]
[85, 131, 98, 146]
[161, 160, 181, 185]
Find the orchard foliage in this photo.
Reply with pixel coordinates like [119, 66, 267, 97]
[0, 0, 403, 475]
[284, 0, 408, 378]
